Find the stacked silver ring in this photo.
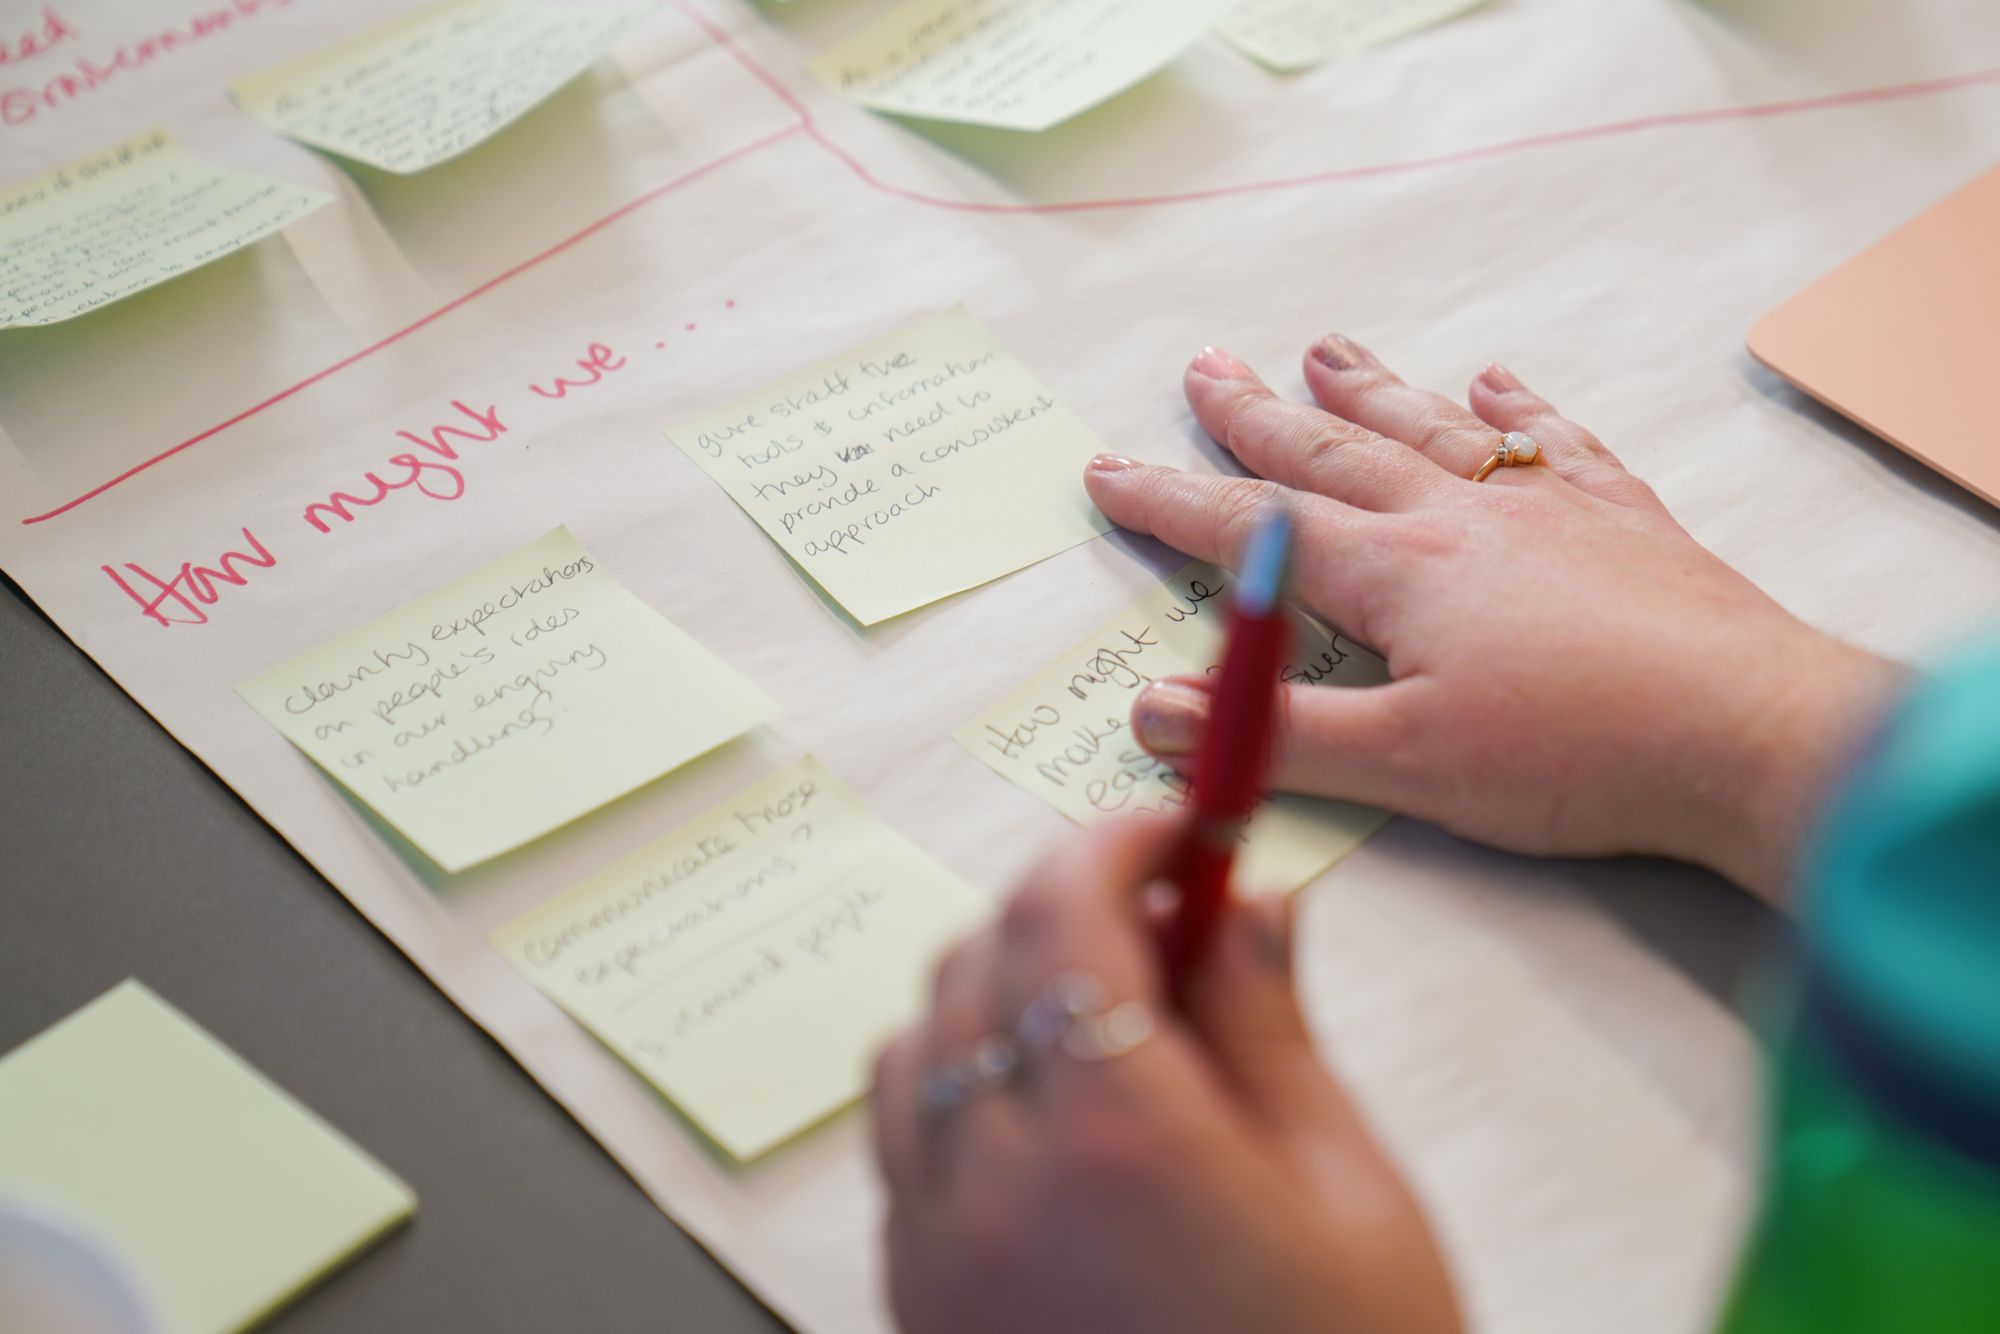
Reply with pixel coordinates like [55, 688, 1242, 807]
[916, 969, 1156, 1122]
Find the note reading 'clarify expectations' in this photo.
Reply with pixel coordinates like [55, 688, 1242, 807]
[957, 562, 1392, 891]
[239, 527, 771, 873]
[493, 757, 991, 1161]
[231, 0, 659, 173]
[0, 981, 415, 1334]
[810, 0, 1236, 132]
[665, 306, 1113, 626]
[1219, 0, 1487, 71]
[0, 130, 328, 328]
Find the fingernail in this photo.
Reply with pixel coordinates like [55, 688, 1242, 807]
[1087, 453, 1142, 475]
[1131, 681, 1208, 755]
[1191, 345, 1252, 380]
[1311, 333, 1363, 371]
[1479, 362, 1523, 393]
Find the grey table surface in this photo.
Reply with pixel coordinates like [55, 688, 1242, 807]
[0, 573, 1778, 1333]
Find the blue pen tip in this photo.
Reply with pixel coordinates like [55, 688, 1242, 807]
[1237, 509, 1292, 615]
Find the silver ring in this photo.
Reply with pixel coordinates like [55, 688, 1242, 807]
[1017, 969, 1156, 1066]
[918, 1032, 1020, 1121]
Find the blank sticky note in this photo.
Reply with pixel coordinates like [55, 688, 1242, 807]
[493, 756, 992, 1161]
[238, 526, 771, 872]
[231, 0, 659, 174]
[664, 306, 1113, 626]
[810, 0, 1234, 132]
[1219, 0, 1487, 71]
[0, 130, 328, 328]
[956, 562, 1392, 891]
[0, 981, 414, 1334]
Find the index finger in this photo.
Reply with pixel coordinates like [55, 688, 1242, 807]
[995, 814, 1184, 1019]
[1083, 456, 1395, 650]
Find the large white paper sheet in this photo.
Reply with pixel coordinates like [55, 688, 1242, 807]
[5, 2, 1999, 1333]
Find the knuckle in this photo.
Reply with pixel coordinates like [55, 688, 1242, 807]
[1219, 391, 1276, 457]
[1000, 878, 1060, 948]
[1210, 477, 1285, 549]
[930, 936, 977, 1001]
[949, 1193, 1024, 1280]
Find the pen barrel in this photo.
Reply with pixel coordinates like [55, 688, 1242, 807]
[1163, 602, 1286, 983]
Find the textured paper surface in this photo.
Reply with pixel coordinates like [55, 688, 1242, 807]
[957, 561, 1391, 890]
[664, 305, 1112, 625]
[493, 756, 990, 1161]
[0, 981, 414, 1334]
[0, 129, 327, 328]
[809, 0, 1235, 131]
[238, 527, 770, 872]
[232, 0, 659, 173]
[1220, 0, 1486, 70]
[8, 2, 1999, 1332]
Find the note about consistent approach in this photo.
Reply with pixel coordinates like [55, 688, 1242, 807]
[238, 526, 771, 873]
[664, 305, 1113, 626]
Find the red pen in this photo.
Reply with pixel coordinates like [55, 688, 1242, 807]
[1161, 508, 1294, 987]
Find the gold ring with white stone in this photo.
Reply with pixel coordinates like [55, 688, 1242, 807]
[1472, 432, 1546, 483]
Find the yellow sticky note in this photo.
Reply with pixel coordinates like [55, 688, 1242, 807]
[956, 562, 1392, 891]
[664, 306, 1113, 626]
[231, 0, 659, 173]
[0, 981, 414, 1334]
[810, 0, 1236, 132]
[238, 527, 770, 873]
[0, 129, 328, 328]
[1218, 0, 1487, 71]
[492, 756, 991, 1161]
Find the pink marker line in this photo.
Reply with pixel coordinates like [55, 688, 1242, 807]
[17, 0, 1998, 525]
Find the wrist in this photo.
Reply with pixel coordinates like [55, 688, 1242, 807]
[1700, 635, 1908, 907]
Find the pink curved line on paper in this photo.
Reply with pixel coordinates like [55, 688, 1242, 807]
[18, 0, 1999, 525]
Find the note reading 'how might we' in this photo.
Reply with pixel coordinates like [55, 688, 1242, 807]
[0, 129, 328, 328]
[811, 0, 1236, 132]
[665, 306, 1113, 626]
[493, 756, 991, 1162]
[957, 562, 1393, 892]
[232, 0, 659, 173]
[239, 527, 771, 873]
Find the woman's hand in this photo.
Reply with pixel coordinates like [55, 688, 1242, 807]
[1084, 336, 1906, 903]
[873, 817, 1463, 1334]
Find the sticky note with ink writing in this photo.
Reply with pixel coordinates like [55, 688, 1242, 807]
[0, 129, 327, 328]
[1218, 0, 1487, 71]
[809, 0, 1236, 132]
[231, 0, 659, 174]
[491, 756, 992, 1162]
[238, 526, 771, 873]
[955, 562, 1393, 891]
[0, 981, 414, 1334]
[663, 305, 1113, 626]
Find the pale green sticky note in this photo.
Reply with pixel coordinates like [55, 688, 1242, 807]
[0, 130, 328, 328]
[956, 561, 1392, 891]
[0, 981, 415, 1334]
[231, 0, 659, 173]
[663, 305, 1113, 626]
[1218, 0, 1487, 71]
[238, 526, 771, 873]
[809, 0, 1236, 132]
[492, 756, 992, 1161]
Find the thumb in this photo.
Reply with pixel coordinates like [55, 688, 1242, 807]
[1132, 677, 1421, 811]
